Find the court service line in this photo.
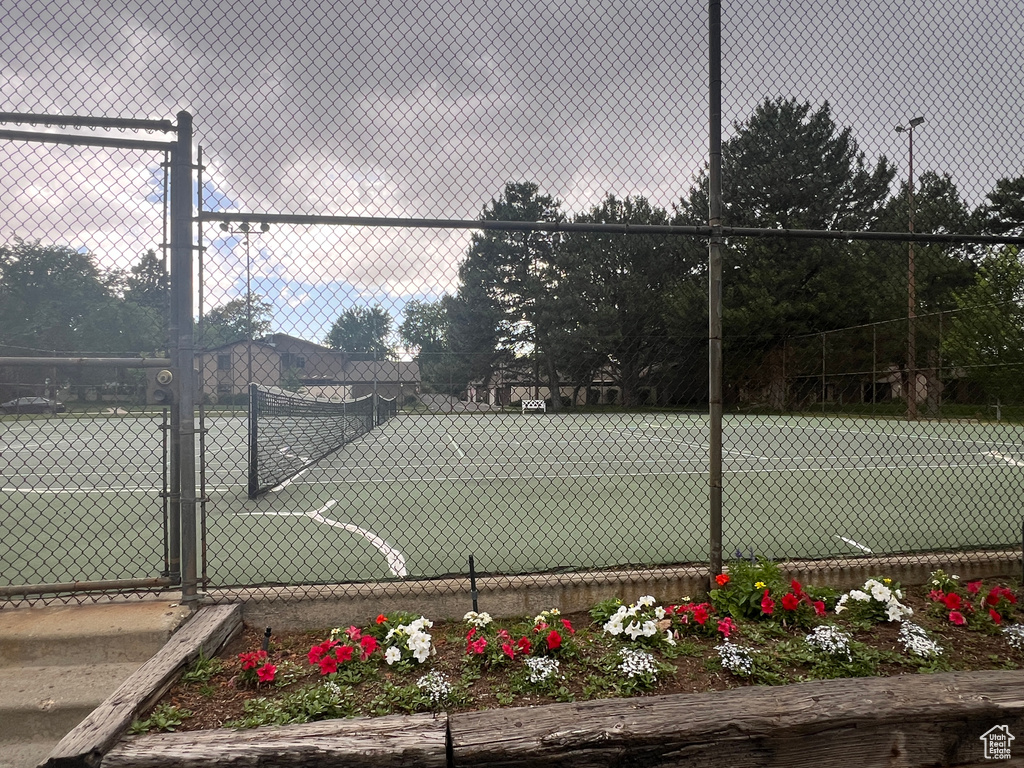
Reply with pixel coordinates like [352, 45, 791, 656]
[835, 535, 873, 553]
[234, 503, 408, 578]
[446, 436, 466, 460]
[986, 450, 1024, 467]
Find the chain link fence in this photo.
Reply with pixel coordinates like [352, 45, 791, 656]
[2, 0, 1023, 604]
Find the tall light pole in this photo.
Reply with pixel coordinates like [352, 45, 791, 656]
[895, 116, 924, 419]
[219, 221, 270, 389]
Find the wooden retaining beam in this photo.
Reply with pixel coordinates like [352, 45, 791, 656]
[101, 714, 448, 768]
[449, 670, 1024, 767]
[43, 604, 242, 768]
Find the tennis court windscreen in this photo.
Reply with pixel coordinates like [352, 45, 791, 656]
[248, 385, 396, 498]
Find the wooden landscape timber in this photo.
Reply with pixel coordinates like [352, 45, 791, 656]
[102, 669, 1024, 768]
[101, 714, 448, 768]
[42, 604, 242, 768]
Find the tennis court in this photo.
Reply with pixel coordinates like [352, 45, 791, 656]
[2, 410, 1022, 590]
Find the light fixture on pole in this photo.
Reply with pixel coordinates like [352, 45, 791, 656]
[218, 221, 271, 389]
[895, 116, 924, 420]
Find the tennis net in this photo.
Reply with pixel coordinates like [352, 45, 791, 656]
[248, 385, 398, 498]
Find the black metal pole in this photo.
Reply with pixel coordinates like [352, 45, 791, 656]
[708, 0, 724, 584]
[469, 555, 479, 612]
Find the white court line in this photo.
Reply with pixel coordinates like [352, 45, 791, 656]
[446, 436, 466, 460]
[236, 501, 408, 577]
[835, 535, 873, 553]
[777, 423, 1024, 450]
[986, 450, 1024, 467]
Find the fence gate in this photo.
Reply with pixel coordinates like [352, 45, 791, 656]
[0, 112, 196, 603]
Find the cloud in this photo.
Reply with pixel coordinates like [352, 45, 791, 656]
[2, 0, 1022, 318]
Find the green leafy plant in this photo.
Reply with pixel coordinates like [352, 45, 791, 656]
[129, 703, 193, 734]
[180, 650, 222, 684]
[226, 683, 355, 728]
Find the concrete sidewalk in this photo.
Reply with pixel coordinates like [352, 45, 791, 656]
[0, 599, 191, 768]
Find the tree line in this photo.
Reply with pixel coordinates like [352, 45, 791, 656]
[2, 97, 1023, 407]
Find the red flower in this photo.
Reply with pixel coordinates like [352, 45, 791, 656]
[989, 608, 1002, 624]
[761, 589, 775, 616]
[692, 604, 709, 625]
[781, 592, 799, 611]
[516, 637, 532, 655]
[949, 610, 966, 626]
[307, 645, 323, 665]
[717, 617, 735, 637]
[942, 592, 962, 611]
[239, 650, 267, 670]
[561, 619, 575, 635]
[928, 589, 945, 602]
[813, 600, 826, 617]
[256, 663, 276, 683]
[497, 629, 511, 642]
[360, 635, 378, 660]
[335, 645, 354, 663]
[467, 636, 487, 655]
[546, 630, 562, 650]
[715, 573, 730, 586]
[376, 614, 388, 624]
[318, 654, 338, 674]
[466, 627, 477, 641]
[790, 579, 803, 595]
[966, 580, 982, 595]
[501, 642, 516, 659]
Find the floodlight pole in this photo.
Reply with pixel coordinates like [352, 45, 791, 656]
[896, 117, 924, 420]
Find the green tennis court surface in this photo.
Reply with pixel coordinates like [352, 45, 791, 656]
[3, 412, 1022, 589]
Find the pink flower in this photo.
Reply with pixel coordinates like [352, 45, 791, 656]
[692, 604, 709, 625]
[928, 589, 945, 602]
[813, 600, 826, 617]
[345, 626, 362, 641]
[717, 617, 735, 637]
[360, 635, 378, 660]
[256, 663, 276, 683]
[561, 619, 575, 635]
[949, 610, 966, 626]
[501, 642, 516, 660]
[546, 631, 562, 651]
[335, 645, 354, 663]
[966, 580, 982, 595]
[761, 589, 775, 616]
[790, 579, 803, 595]
[467, 636, 487, 655]
[497, 629, 511, 642]
[989, 608, 1002, 625]
[781, 592, 799, 611]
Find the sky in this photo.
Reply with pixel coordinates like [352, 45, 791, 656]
[1, 0, 1022, 344]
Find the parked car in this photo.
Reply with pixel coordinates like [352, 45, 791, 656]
[0, 396, 66, 414]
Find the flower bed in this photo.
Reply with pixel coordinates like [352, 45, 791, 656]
[134, 563, 1023, 733]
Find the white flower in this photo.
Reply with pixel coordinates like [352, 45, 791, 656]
[525, 656, 561, 684]
[849, 589, 870, 602]
[416, 671, 451, 704]
[637, 595, 656, 607]
[408, 632, 433, 663]
[715, 640, 754, 676]
[1003, 624, 1024, 651]
[654, 606, 666, 619]
[604, 617, 624, 636]
[625, 621, 644, 640]
[385, 646, 402, 665]
[618, 648, 658, 679]
[463, 611, 492, 628]
[664, 629, 676, 646]
[805, 625, 852, 659]
[899, 622, 942, 658]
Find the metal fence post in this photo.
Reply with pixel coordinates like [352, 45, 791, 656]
[707, 0, 724, 582]
[170, 110, 198, 604]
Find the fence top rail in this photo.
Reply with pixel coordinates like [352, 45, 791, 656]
[0, 357, 171, 368]
[0, 111, 177, 132]
[198, 211, 1024, 246]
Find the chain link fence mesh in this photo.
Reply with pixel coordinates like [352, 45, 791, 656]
[2, 0, 1023, 603]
